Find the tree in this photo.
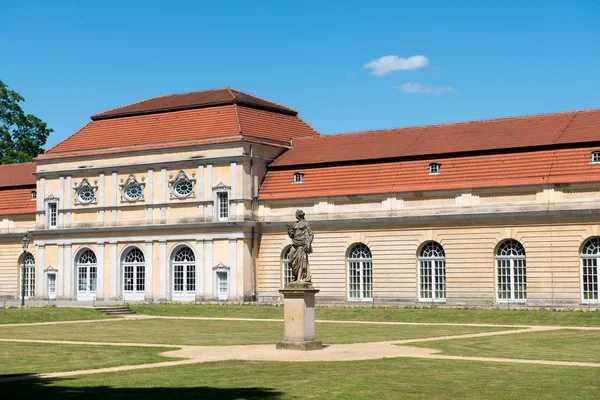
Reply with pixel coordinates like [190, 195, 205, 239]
[0, 80, 53, 164]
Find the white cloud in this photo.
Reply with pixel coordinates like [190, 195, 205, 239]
[396, 82, 455, 94]
[364, 55, 429, 76]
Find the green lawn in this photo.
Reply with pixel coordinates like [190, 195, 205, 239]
[407, 328, 600, 363]
[0, 341, 177, 376]
[0, 307, 109, 324]
[0, 318, 513, 346]
[3, 358, 599, 399]
[130, 304, 600, 326]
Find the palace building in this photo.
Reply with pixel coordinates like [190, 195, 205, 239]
[1, 87, 600, 307]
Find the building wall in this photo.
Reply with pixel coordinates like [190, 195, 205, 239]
[256, 221, 599, 306]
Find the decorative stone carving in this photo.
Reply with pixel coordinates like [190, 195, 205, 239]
[73, 178, 97, 205]
[169, 170, 196, 199]
[119, 174, 146, 202]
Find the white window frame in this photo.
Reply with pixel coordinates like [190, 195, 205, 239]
[47, 201, 58, 229]
[213, 263, 230, 301]
[293, 172, 304, 184]
[20, 252, 35, 299]
[429, 163, 440, 175]
[212, 182, 231, 222]
[171, 245, 196, 301]
[495, 239, 527, 303]
[73, 178, 98, 205]
[31, 191, 37, 200]
[418, 241, 446, 302]
[347, 243, 373, 301]
[580, 237, 600, 304]
[281, 246, 293, 287]
[122, 247, 146, 301]
[119, 174, 146, 203]
[591, 151, 600, 164]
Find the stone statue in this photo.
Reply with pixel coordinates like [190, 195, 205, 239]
[286, 210, 314, 284]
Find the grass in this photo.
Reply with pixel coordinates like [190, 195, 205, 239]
[129, 304, 600, 326]
[0, 341, 177, 375]
[407, 328, 600, 363]
[0, 307, 109, 324]
[3, 358, 599, 399]
[0, 318, 513, 346]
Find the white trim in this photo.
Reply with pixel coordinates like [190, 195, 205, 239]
[229, 239, 237, 299]
[169, 243, 196, 301]
[213, 264, 229, 301]
[74, 245, 97, 301]
[159, 240, 167, 298]
[347, 244, 373, 302]
[417, 241, 447, 303]
[47, 272, 57, 300]
[145, 241, 153, 300]
[204, 239, 213, 298]
[34, 232, 247, 246]
[195, 240, 204, 299]
[97, 242, 105, 300]
[120, 244, 147, 302]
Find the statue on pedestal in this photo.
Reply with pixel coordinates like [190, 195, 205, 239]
[286, 209, 313, 284]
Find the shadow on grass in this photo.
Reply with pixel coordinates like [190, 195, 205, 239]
[0, 377, 283, 399]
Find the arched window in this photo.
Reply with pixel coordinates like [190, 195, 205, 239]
[123, 247, 145, 301]
[172, 246, 195, 301]
[282, 246, 293, 287]
[496, 240, 527, 302]
[418, 241, 446, 301]
[76, 249, 97, 301]
[348, 243, 372, 301]
[581, 238, 600, 303]
[21, 253, 35, 298]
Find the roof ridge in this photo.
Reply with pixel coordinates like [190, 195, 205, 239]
[229, 88, 298, 113]
[91, 87, 231, 118]
[319, 108, 600, 139]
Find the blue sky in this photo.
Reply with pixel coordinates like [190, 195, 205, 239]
[2, 0, 599, 149]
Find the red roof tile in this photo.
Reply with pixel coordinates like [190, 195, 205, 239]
[42, 104, 318, 159]
[0, 187, 36, 215]
[92, 88, 297, 120]
[271, 109, 600, 168]
[0, 163, 36, 188]
[259, 145, 600, 200]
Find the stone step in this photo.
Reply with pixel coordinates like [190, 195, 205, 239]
[95, 307, 136, 316]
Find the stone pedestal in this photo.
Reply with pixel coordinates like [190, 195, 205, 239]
[276, 283, 323, 351]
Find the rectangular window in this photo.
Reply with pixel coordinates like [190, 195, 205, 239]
[217, 192, 229, 220]
[293, 172, 304, 184]
[31, 191, 37, 200]
[48, 203, 57, 228]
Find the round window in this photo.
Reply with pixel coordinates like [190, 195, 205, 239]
[174, 180, 193, 197]
[124, 183, 142, 201]
[78, 186, 95, 203]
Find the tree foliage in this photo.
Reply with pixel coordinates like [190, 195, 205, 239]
[0, 80, 52, 164]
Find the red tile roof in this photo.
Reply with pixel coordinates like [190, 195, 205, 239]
[271, 109, 600, 168]
[259, 145, 600, 200]
[92, 88, 297, 120]
[0, 187, 36, 215]
[41, 103, 318, 160]
[0, 163, 36, 188]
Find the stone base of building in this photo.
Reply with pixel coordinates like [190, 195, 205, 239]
[276, 340, 323, 351]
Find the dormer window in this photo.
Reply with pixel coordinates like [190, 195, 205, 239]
[293, 172, 304, 184]
[31, 191, 37, 200]
[592, 151, 600, 164]
[429, 163, 441, 175]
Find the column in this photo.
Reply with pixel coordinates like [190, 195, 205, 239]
[58, 176, 64, 226]
[197, 165, 204, 217]
[206, 164, 213, 219]
[37, 245, 45, 298]
[111, 172, 118, 224]
[97, 242, 105, 300]
[229, 239, 237, 300]
[147, 169, 154, 223]
[99, 173, 105, 224]
[195, 239, 204, 300]
[39, 177, 46, 226]
[204, 239, 213, 298]
[57, 244, 65, 298]
[65, 176, 72, 227]
[110, 242, 118, 299]
[160, 168, 167, 223]
[159, 240, 167, 299]
[145, 241, 154, 300]
[230, 162, 237, 219]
